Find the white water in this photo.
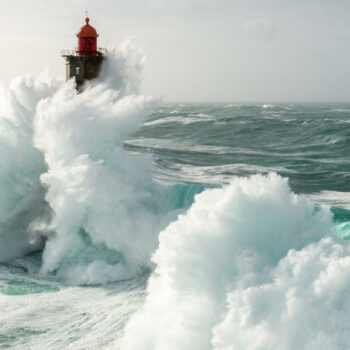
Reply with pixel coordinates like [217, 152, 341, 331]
[308, 190, 350, 211]
[0, 73, 59, 261]
[122, 174, 350, 350]
[34, 76, 160, 283]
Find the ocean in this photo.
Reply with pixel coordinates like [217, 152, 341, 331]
[1, 44, 350, 349]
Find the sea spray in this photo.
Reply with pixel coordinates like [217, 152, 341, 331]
[0, 74, 61, 261]
[97, 39, 145, 94]
[0, 41, 202, 284]
[212, 237, 350, 350]
[33, 43, 167, 284]
[122, 173, 335, 350]
[34, 83, 159, 283]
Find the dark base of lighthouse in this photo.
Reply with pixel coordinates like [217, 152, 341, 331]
[64, 55, 104, 90]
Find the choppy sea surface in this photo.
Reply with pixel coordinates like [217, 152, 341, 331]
[1, 48, 350, 349]
[129, 103, 350, 194]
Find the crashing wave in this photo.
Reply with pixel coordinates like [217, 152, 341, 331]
[0, 41, 201, 284]
[121, 173, 349, 350]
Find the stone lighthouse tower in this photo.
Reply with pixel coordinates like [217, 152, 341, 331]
[62, 17, 105, 90]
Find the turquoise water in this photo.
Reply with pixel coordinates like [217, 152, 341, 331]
[2, 101, 350, 349]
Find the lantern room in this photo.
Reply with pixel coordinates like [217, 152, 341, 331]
[61, 16, 105, 91]
[76, 17, 98, 56]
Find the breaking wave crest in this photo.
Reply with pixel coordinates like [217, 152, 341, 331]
[121, 173, 350, 350]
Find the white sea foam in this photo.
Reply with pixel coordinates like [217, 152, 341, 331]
[0, 257, 147, 350]
[153, 162, 295, 186]
[224, 104, 240, 108]
[308, 190, 350, 210]
[0, 73, 61, 261]
[144, 114, 214, 126]
[144, 116, 205, 126]
[212, 237, 350, 350]
[122, 173, 343, 350]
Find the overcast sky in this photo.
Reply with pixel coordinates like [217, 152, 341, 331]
[0, 0, 350, 102]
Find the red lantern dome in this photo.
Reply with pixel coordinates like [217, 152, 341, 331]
[77, 18, 98, 38]
[76, 18, 98, 56]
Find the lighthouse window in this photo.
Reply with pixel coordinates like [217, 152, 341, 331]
[75, 67, 80, 75]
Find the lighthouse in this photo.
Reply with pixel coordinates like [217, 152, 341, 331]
[61, 17, 105, 90]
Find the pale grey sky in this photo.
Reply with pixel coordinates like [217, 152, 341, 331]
[0, 0, 350, 101]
